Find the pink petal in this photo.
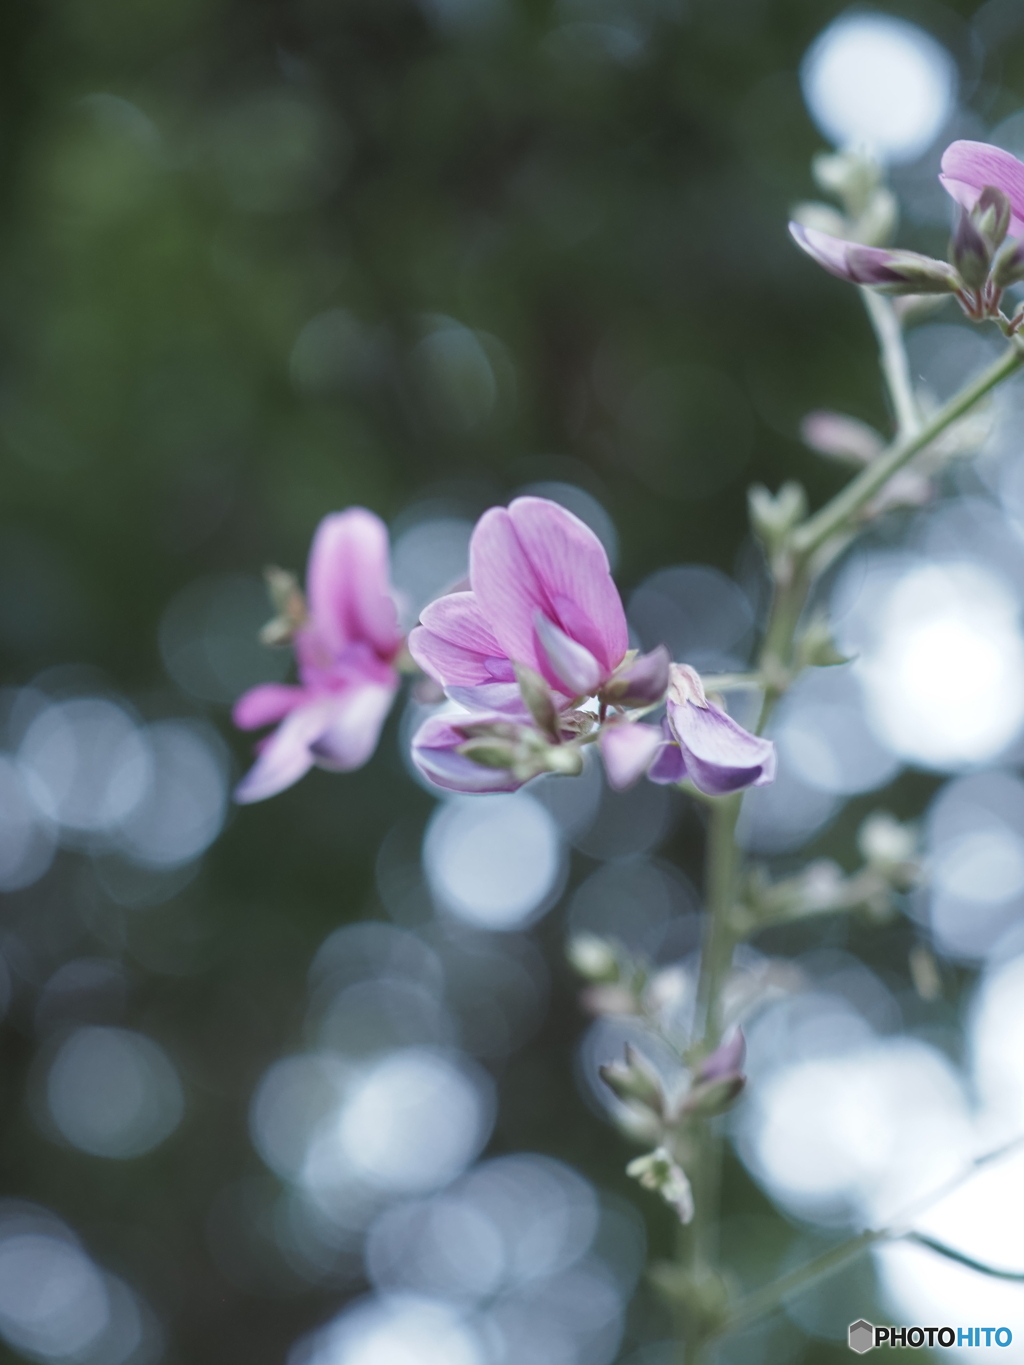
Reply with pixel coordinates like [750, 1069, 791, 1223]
[306, 509, 401, 660]
[789, 222, 858, 279]
[470, 499, 628, 685]
[599, 721, 662, 791]
[940, 140, 1024, 238]
[311, 681, 398, 772]
[647, 725, 688, 786]
[408, 592, 515, 686]
[508, 498, 628, 673]
[232, 683, 308, 731]
[444, 683, 532, 717]
[534, 614, 602, 696]
[788, 224, 956, 292]
[411, 712, 524, 794]
[667, 698, 776, 797]
[234, 697, 338, 803]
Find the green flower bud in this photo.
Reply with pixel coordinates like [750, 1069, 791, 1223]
[748, 481, 807, 551]
[626, 1146, 694, 1223]
[513, 662, 559, 740]
[567, 933, 620, 983]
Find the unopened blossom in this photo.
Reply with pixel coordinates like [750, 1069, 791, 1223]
[233, 509, 403, 802]
[788, 222, 959, 294]
[649, 665, 775, 796]
[410, 683, 589, 794]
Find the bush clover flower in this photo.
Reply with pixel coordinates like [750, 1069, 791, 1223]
[649, 665, 776, 797]
[790, 139, 1024, 331]
[410, 497, 772, 797]
[233, 508, 404, 803]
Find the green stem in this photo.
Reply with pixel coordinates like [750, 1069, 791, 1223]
[715, 1132, 1024, 1339]
[664, 322, 1024, 1365]
[861, 288, 920, 438]
[695, 794, 743, 1051]
[676, 794, 742, 1362]
[723, 1230, 884, 1336]
[793, 340, 1024, 560]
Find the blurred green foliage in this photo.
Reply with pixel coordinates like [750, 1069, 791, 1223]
[0, 0, 1020, 1362]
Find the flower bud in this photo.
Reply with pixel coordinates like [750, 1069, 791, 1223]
[811, 150, 881, 218]
[790, 201, 849, 239]
[600, 1043, 666, 1116]
[800, 411, 883, 465]
[626, 1146, 694, 1223]
[790, 224, 960, 295]
[973, 185, 1012, 256]
[858, 811, 919, 889]
[513, 662, 559, 740]
[259, 566, 307, 645]
[951, 207, 992, 291]
[991, 236, 1024, 290]
[681, 1073, 746, 1118]
[795, 615, 852, 669]
[602, 646, 671, 707]
[456, 737, 519, 769]
[694, 1029, 745, 1084]
[567, 933, 620, 983]
[855, 186, 898, 248]
[858, 810, 916, 868]
[748, 481, 807, 551]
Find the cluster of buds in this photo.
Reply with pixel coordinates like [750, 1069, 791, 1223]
[568, 933, 749, 1225]
[739, 810, 921, 932]
[791, 140, 1024, 334]
[601, 1033, 747, 1224]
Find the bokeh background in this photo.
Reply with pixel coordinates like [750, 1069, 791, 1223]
[5, 1, 1024, 1362]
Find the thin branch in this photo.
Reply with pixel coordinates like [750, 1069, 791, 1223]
[793, 340, 1024, 560]
[907, 1232, 1024, 1281]
[717, 1132, 1024, 1339]
[861, 289, 920, 439]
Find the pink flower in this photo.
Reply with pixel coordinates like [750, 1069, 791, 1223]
[940, 140, 1024, 238]
[649, 665, 775, 797]
[410, 684, 588, 793]
[788, 223, 958, 294]
[233, 509, 403, 803]
[410, 497, 630, 699]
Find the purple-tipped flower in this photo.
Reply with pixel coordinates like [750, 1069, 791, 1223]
[601, 644, 671, 707]
[788, 223, 959, 295]
[233, 509, 403, 803]
[410, 686, 587, 794]
[411, 497, 629, 699]
[939, 141, 1024, 239]
[695, 1028, 746, 1084]
[649, 665, 776, 797]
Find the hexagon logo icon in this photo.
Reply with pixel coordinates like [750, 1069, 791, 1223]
[848, 1319, 875, 1353]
